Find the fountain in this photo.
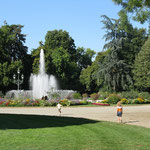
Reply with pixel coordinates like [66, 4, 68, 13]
[6, 49, 75, 100]
[30, 49, 58, 99]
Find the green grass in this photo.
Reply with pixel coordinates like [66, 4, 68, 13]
[0, 114, 150, 150]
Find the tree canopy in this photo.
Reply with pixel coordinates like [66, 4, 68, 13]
[0, 23, 31, 92]
[31, 30, 95, 91]
[112, 0, 150, 24]
[133, 37, 150, 91]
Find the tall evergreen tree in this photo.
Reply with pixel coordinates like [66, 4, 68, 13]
[97, 15, 136, 92]
[97, 39, 133, 92]
[133, 37, 150, 91]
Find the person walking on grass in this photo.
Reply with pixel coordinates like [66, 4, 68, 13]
[57, 102, 62, 116]
[117, 101, 123, 123]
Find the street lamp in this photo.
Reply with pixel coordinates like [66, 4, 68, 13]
[13, 68, 24, 91]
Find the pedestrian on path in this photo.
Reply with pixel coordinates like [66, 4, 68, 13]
[57, 102, 62, 116]
[117, 101, 123, 123]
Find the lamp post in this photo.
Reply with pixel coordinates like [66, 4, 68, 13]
[13, 69, 24, 91]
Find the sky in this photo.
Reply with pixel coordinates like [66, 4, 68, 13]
[0, 0, 148, 54]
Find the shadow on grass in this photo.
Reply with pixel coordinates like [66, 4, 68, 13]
[0, 114, 99, 130]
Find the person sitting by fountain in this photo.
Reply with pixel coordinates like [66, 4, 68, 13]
[44, 96, 48, 100]
[42, 96, 45, 100]
[57, 102, 62, 116]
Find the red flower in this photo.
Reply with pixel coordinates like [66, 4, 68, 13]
[5, 102, 9, 106]
[92, 103, 110, 106]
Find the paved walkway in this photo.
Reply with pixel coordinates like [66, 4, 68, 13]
[0, 105, 150, 128]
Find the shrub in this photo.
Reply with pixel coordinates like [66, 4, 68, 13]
[138, 92, 150, 100]
[65, 93, 73, 100]
[144, 100, 150, 104]
[73, 92, 82, 99]
[137, 97, 144, 104]
[132, 99, 139, 104]
[0, 91, 4, 97]
[38, 100, 45, 106]
[48, 100, 57, 106]
[98, 91, 110, 100]
[132, 97, 144, 104]
[79, 100, 88, 105]
[107, 94, 121, 104]
[121, 98, 128, 104]
[82, 93, 88, 100]
[60, 99, 70, 106]
[70, 101, 76, 106]
[32, 100, 40, 106]
[101, 99, 109, 104]
[119, 91, 139, 99]
[51, 93, 61, 100]
[128, 99, 132, 104]
[90, 93, 100, 100]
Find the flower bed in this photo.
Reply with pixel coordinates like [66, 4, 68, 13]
[0, 99, 90, 107]
[92, 103, 110, 106]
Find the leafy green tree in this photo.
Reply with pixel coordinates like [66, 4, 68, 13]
[32, 30, 96, 91]
[133, 37, 150, 91]
[32, 30, 80, 90]
[122, 27, 147, 66]
[45, 29, 76, 61]
[50, 47, 80, 90]
[80, 51, 107, 92]
[0, 23, 31, 91]
[44, 30, 77, 78]
[31, 46, 43, 74]
[117, 11, 148, 66]
[76, 47, 96, 70]
[0, 23, 28, 63]
[112, 0, 150, 24]
[0, 60, 23, 93]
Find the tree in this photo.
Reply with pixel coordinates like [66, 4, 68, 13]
[50, 47, 80, 89]
[99, 15, 147, 92]
[101, 14, 147, 60]
[32, 30, 80, 90]
[76, 47, 96, 70]
[121, 27, 147, 66]
[133, 37, 150, 91]
[97, 39, 133, 92]
[0, 60, 23, 93]
[32, 29, 96, 91]
[101, 15, 122, 50]
[0, 23, 31, 91]
[0, 24, 28, 63]
[112, 0, 150, 24]
[80, 51, 107, 92]
[44, 29, 76, 61]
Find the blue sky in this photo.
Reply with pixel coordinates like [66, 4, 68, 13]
[0, 0, 148, 54]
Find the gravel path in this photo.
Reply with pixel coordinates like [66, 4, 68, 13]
[0, 105, 150, 128]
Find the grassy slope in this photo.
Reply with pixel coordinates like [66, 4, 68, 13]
[0, 114, 150, 150]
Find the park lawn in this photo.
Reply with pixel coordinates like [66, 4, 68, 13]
[0, 114, 150, 150]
